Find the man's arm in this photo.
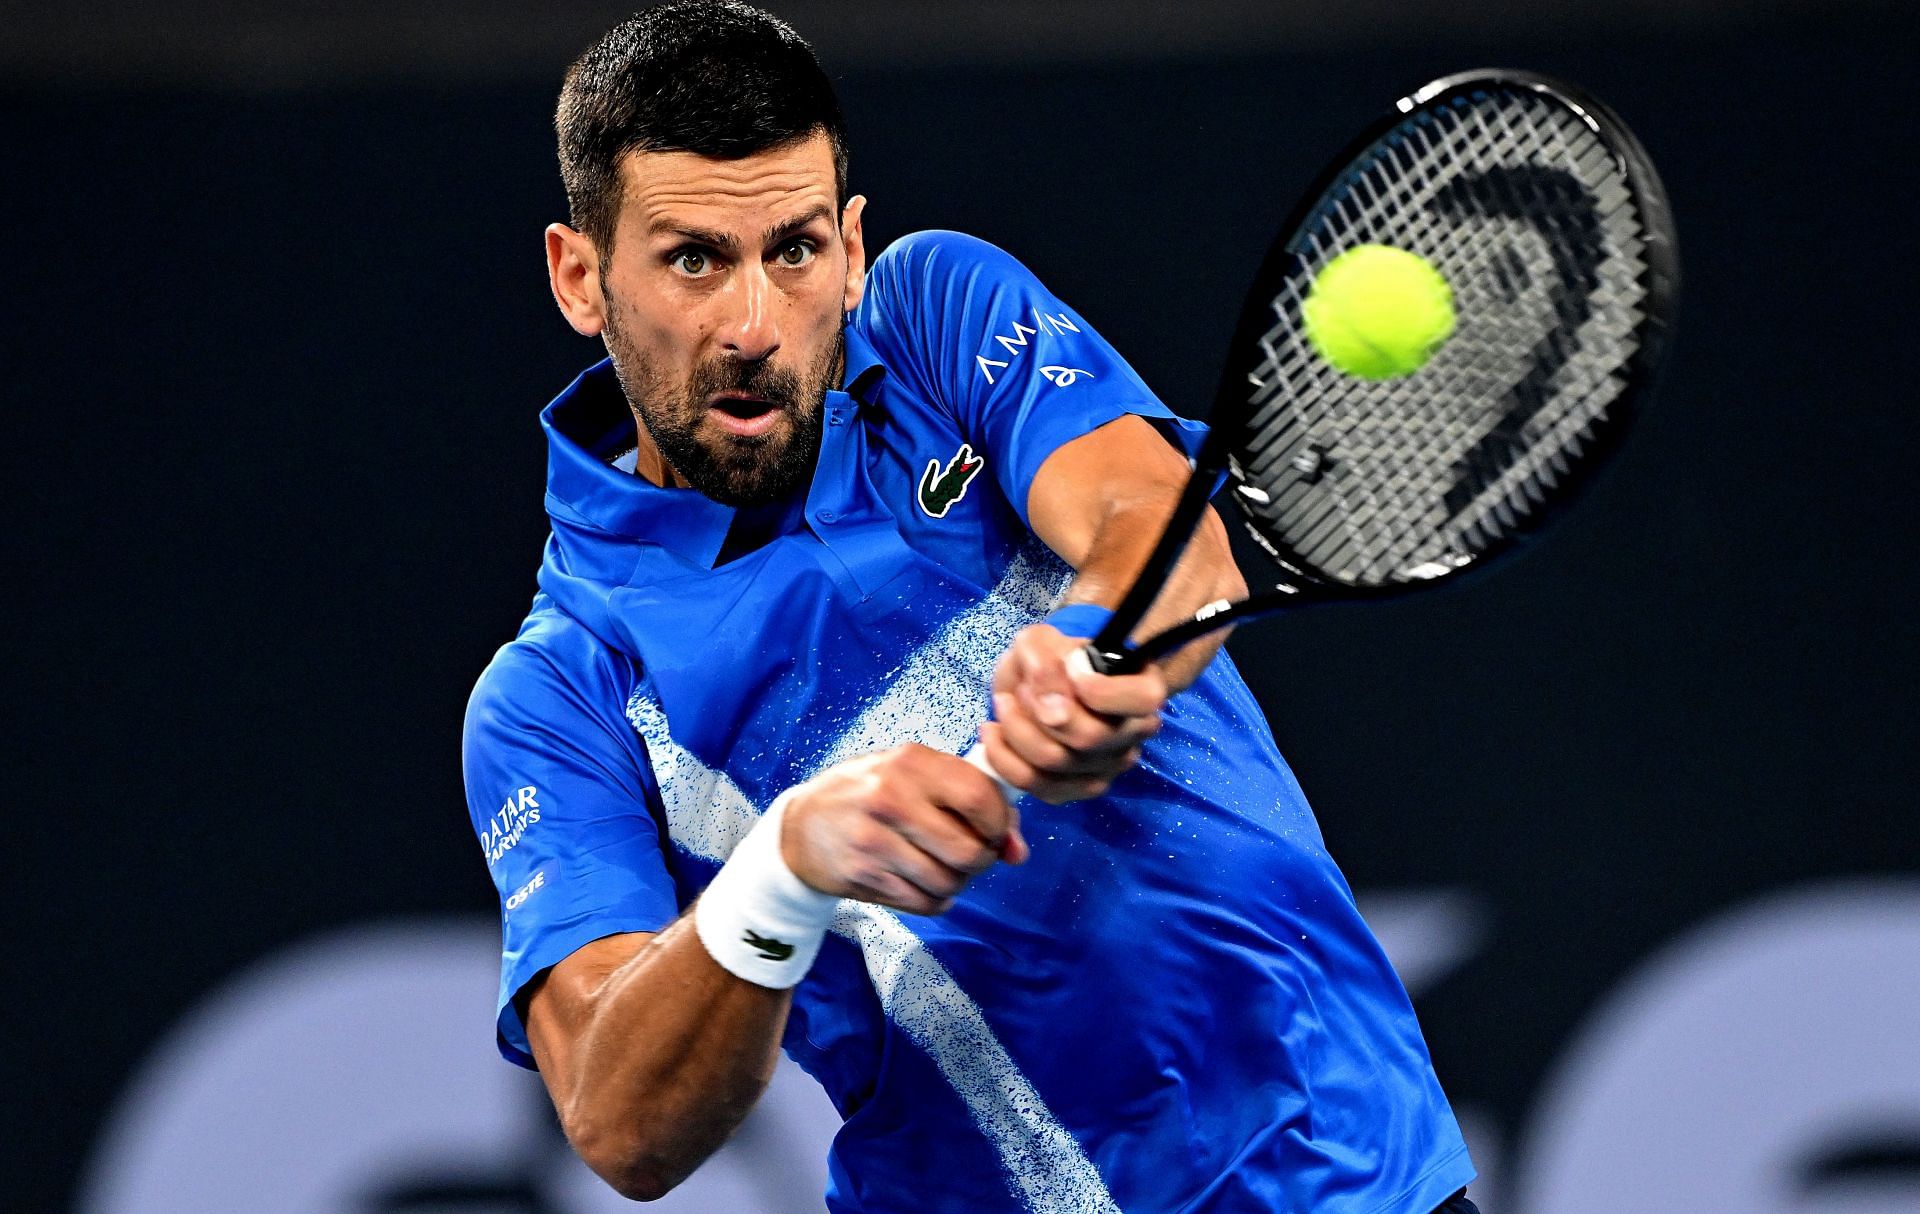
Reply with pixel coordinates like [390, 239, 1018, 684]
[982, 414, 1247, 802]
[522, 925, 785, 1201]
[521, 744, 1022, 1201]
[1027, 414, 1246, 687]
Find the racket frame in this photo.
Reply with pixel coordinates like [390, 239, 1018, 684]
[1088, 68, 1679, 675]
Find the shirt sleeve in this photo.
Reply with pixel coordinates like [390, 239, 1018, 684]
[462, 628, 680, 1069]
[856, 229, 1207, 522]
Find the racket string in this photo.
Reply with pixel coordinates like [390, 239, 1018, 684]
[1232, 85, 1657, 587]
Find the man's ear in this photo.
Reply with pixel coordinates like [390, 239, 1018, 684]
[840, 195, 868, 313]
[546, 223, 607, 337]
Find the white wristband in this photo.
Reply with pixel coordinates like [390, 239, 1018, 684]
[694, 790, 839, 989]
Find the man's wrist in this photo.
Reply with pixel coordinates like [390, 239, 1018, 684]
[694, 791, 839, 989]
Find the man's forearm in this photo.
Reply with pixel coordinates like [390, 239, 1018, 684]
[540, 917, 790, 1201]
[1059, 495, 1246, 690]
[1023, 416, 1247, 690]
[533, 748, 1017, 1199]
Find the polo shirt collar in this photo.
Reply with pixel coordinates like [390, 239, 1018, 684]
[843, 323, 887, 400]
[541, 359, 735, 567]
[540, 346, 893, 570]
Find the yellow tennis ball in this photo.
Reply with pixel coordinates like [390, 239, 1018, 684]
[1301, 244, 1456, 379]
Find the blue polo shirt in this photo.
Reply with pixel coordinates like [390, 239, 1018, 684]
[464, 230, 1472, 1214]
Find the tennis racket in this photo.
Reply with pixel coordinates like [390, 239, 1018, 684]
[965, 69, 1677, 795]
[1081, 68, 1680, 674]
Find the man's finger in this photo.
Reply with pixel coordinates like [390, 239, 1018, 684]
[901, 746, 1026, 863]
[1013, 675, 1112, 749]
[885, 841, 973, 902]
[993, 692, 1076, 769]
[978, 720, 1041, 790]
[1016, 639, 1077, 728]
[1014, 678, 1163, 754]
[995, 692, 1137, 776]
[893, 802, 1003, 876]
[981, 721, 1118, 807]
[1067, 662, 1170, 719]
[846, 868, 955, 917]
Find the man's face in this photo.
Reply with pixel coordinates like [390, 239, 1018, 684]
[596, 133, 865, 507]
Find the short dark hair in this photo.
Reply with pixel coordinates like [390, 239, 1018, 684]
[556, 2, 849, 258]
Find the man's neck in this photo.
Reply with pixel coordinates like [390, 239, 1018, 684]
[626, 422, 690, 490]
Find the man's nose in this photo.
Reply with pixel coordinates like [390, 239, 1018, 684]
[722, 264, 781, 363]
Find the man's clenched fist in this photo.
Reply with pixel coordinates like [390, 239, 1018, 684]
[979, 622, 1167, 804]
[779, 744, 1028, 916]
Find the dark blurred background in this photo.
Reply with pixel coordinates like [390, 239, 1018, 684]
[7, 2, 1917, 1211]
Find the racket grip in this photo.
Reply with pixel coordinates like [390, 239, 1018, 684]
[961, 741, 1020, 803]
[961, 742, 1033, 863]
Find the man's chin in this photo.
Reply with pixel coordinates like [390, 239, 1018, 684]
[682, 434, 817, 507]
[700, 467, 811, 508]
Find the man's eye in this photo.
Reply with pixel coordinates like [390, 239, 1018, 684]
[672, 250, 711, 275]
[776, 240, 816, 267]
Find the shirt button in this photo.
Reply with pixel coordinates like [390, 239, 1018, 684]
[816, 509, 838, 524]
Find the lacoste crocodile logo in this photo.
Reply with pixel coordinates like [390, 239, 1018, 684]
[918, 443, 985, 519]
[742, 929, 795, 962]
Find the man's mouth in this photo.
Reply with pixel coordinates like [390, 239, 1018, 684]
[707, 391, 784, 438]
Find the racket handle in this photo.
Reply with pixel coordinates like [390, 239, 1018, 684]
[961, 741, 1019, 803]
[1083, 642, 1141, 677]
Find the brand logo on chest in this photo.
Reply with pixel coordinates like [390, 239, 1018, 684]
[918, 443, 986, 519]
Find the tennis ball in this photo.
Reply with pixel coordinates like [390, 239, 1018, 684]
[1301, 244, 1455, 379]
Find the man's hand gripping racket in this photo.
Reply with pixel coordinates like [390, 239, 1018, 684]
[967, 69, 1680, 800]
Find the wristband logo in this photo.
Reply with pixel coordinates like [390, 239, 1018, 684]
[918, 444, 986, 519]
[743, 929, 796, 962]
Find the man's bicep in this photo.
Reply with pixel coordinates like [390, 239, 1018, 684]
[522, 930, 657, 1089]
[464, 647, 682, 1068]
[1025, 414, 1193, 570]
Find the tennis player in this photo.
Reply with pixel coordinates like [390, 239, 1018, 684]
[464, 4, 1479, 1210]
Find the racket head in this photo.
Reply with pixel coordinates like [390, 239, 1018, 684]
[1213, 69, 1680, 600]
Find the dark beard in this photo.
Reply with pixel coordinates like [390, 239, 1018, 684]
[642, 353, 829, 508]
[605, 315, 841, 509]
